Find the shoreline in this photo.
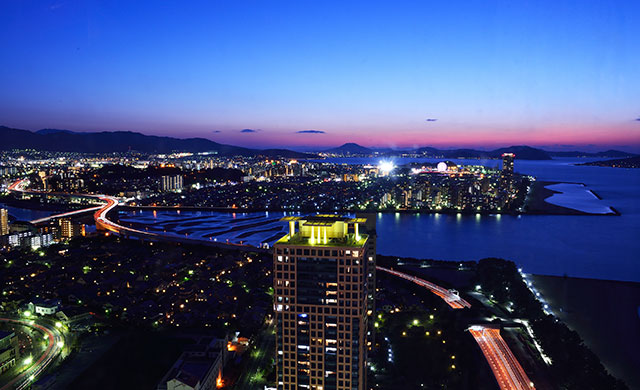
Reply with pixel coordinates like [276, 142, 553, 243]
[530, 274, 640, 389]
[121, 204, 620, 216]
[525, 181, 620, 216]
[1, 197, 620, 217]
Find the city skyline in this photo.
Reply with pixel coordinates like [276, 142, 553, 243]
[1, 1, 639, 151]
[1, 2, 639, 390]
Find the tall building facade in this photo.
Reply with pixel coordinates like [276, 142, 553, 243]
[0, 208, 8, 235]
[355, 213, 376, 350]
[161, 175, 183, 192]
[273, 215, 372, 390]
[500, 153, 515, 191]
[58, 218, 84, 239]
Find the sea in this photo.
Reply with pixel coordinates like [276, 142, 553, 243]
[3, 158, 639, 282]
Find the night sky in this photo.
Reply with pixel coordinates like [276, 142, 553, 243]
[1, 1, 639, 150]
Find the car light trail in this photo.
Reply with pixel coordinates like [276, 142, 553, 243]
[468, 325, 535, 390]
[376, 266, 471, 309]
[30, 206, 103, 224]
[9, 179, 260, 250]
[0, 318, 64, 390]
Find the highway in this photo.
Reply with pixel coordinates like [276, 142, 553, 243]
[468, 325, 535, 390]
[8, 179, 267, 252]
[30, 206, 103, 225]
[10, 178, 161, 236]
[376, 266, 471, 309]
[8, 179, 102, 225]
[0, 317, 65, 390]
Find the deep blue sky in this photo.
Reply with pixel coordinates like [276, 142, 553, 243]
[1, 1, 639, 150]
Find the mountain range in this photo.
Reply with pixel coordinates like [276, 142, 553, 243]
[0, 126, 312, 158]
[1, 126, 636, 160]
[324, 143, 636, 160]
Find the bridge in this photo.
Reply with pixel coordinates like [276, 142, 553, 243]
[8, 179, 267, 252]
[8, 179, 103, 225]
[376, 266, 471, 309]
[468, 325, 535, 390]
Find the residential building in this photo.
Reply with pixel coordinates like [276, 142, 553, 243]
[157, 337, 227, 390]
[0, 208, 8, 235]
[356, 213, 376, 350]
[28, 299, 60, 316]
[59, 218, 84, 239]
[500, 153, 515, 190]
[273, 215, 371, 390]
[0, 331, 19, 374]
[161, 175, 183, 192]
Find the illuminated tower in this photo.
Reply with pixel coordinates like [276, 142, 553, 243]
[500, 153, 515, 191]
[0, 208, 9, 235]
[273, 215, 371, 390]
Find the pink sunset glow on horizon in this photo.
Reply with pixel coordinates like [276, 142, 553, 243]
[184, 122, 640, 151]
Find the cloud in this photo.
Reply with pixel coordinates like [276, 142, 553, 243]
[425, 118, 438, 122]
[635, 117, 640, 121]
[296, 130, 325, 134]
[212, 130, 222, 133]
[240, 129, 259, 133]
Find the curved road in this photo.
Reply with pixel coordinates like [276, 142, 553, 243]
[376, 266, 471, 309]
[9, 179, 264, 251]
[0, 317, 64, 390]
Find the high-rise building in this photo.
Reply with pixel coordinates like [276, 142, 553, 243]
[355, 213, 377, 350]
[500, 153, 515, 190]
[59, 218, 84, 239]
[273, 215, 372, 390]
[501, 153, 514, 175]
[161, 175, 183, 192]
[0, 208, 9, 235]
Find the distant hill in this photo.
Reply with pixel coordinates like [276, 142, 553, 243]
[324, 143, 552, 159]
[0, 126, 312, 158]
[491, 145, 552, 160]
[36, 128, 77, 135]
[577, 155, 640, 168]
[547, 150, 637, 158]
[412, 145, 552, 160]
[324, 143, 373, 155]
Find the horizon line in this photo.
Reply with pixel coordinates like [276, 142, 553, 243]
[3, 124, 640, 153]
